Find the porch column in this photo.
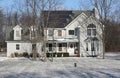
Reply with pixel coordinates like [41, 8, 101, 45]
[66, 42, 68, 53]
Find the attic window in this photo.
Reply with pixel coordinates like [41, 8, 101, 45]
[87, 24, 96, 37]
[69, 30, 74, 35]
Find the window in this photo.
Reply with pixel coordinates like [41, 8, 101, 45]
[86, 43, 88, 51]
[87, 29, 91, 36]
[49, 44, 52, 51]
[75, 28, 79, 36]
[69, 30, 74, 35]
[91, 42, 95, 51]
[63, 43, 67, 47]
[48, 29, 53, 36]
[58, 30, 62, 36]
[16, 44, 20, 50]
[93, 29, 96, 36]
[97, 42, 99, 51]
[59, 43, 62, 51]
[87, 24, 96, 37]
[16, 31, 20, 37]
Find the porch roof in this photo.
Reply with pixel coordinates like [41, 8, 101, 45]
[84, 37, 99, 42]
[47, 39, 78, 43]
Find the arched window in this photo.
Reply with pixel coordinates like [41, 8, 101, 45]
[87, 24, 96, 37]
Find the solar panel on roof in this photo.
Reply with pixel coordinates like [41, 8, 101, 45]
[42, 10, 92, 28]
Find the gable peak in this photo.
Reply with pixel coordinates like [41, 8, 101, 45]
[13, 25, 22, 30]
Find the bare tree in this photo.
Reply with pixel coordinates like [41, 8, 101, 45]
[40, 0, 63, 62]
[32, 0, 37, 61]
[16, 0, 63, 61]
[90, 0, 113, 21]
[78, 0, 115, 58]
[4, 0, 62, 61]
[0, 8, 6, 49]
[84, 0, 113, 59]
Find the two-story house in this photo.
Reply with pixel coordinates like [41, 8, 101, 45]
[43, 8, 103, 57]
[6, 8, 103, 57]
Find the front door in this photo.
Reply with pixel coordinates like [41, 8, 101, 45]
[68, 43, 74, 55]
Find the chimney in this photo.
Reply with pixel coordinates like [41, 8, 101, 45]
[93, 7, 100, 20]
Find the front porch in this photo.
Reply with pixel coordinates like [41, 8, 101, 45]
[46, 39, 79, 56]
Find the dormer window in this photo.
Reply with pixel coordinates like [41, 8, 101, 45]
[13, 25, 22, 40]
[16, 31, 20, 37]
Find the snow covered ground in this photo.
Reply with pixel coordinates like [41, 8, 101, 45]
[105, 52, 120, 60]
[0, 53, 120, 78]
[0, 57, 8, 61]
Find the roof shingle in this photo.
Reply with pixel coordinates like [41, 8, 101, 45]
[42, 10, 93, 28]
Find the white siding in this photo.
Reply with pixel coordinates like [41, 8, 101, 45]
[36, 43, 42, 54]
[7, 42, 42, 57]
[65, 13, 87, 39]
[6, 12, 103, 57]
[7, 42, 32, 57]
[79, 16, 103, 56]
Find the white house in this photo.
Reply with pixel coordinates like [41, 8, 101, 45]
[6, 8, 103, 57]
[6, 25, 42, 57]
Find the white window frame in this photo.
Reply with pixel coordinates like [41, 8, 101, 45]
[59, 43, 62, 51]
[87, 24, 96, 37]
[58, 30, 62, 36]
[69, 30, 74, 35]
[16, 31, 20, 37]
[16, 44, 20, 50]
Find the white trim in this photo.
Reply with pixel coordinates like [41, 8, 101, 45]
[5, 41, 31, 43]
[79, 15, 103, 28]
[47, 28, 65, 30]
[13, 25, 22, 30]
[65, 12, 88, 29]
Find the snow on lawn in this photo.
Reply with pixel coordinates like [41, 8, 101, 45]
[0, 57, 9, 61]
[105, 52, 120, 60]
[0, 56, 120, 78]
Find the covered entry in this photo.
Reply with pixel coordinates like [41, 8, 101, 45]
[85, 37, 99, 56]
[46, 39, 79, 56]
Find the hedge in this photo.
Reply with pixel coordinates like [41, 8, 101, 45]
[46, 52, 69, 57]
[63, 53, 69, 57]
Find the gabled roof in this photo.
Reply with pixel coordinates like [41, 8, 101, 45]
[13, 25, 22, 30]
[84, 37, 99, 42]
[6, 26, 41, 42]
[6, 26, 30, 41]
[6, 26, 14, 41]
[42, 10, 93, 28]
